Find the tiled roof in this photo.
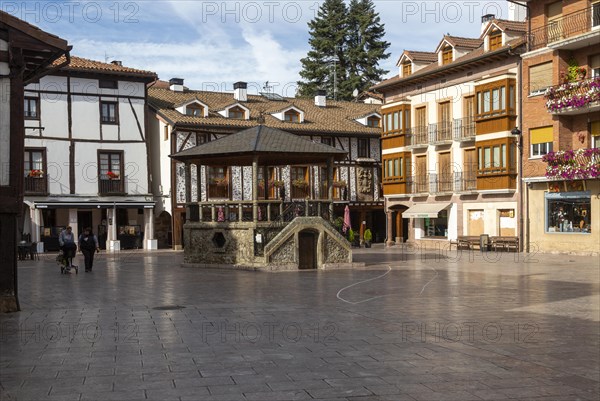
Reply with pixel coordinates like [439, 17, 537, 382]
[53, 55, 157, 78]
[372, 37, 526, 91]
[491, 19, 527, 33]
[443, 36, 483, 49]
[149, 87, 381, 135]
[0, 10, 68, 50]
[405, 51, 438, 63]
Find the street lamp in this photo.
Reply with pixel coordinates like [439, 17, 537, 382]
[511, 127, 524, 253]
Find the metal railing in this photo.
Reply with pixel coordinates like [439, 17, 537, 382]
[429, 121, 453, 143]
[453, 117, 476, 141]
[529, 5, 600, 50]
[454, 171, 477, 192]
[430, 172, 454, 194]
[408, 126, 429, 147]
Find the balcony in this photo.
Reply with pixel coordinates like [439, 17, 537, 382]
[407, 126, 429, 149]
[542, 148, 600, 180]
[529, 5, 600, 51]
[453, 117, 476, 142]
[24, 176, 47, 195]
[454, 172, 477, 193]
[429, 173, 454, 195]
[429, 121, 453, 145]
[544, 77, 600, 116]
[409, 175, 430, 195]
[99, 175, 125, 195]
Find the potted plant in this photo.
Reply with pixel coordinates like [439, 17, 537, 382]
[348, 228, 356, 247]
[270, 179, 285, 188]
[106, 171, 119, 180]
[363, 229, 372, 248]
[332, 180, 346, 188]
[29, 169, 44, 178]
[292, 179, 308, 189]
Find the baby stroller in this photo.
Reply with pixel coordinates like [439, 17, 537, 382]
[57, 244, 78, 274]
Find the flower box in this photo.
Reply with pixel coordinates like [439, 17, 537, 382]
[544, 77, 600, 113]
[542, 148, 600, 180]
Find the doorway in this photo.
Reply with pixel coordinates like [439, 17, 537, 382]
[298, 230, 318, 269]
[393, 208, 409, 243]
[77, 211, 92, 235]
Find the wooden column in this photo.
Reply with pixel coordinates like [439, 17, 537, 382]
[252, 157, 258, 222]
[327, 157, 334, 220]
[386, 211, 394, 247]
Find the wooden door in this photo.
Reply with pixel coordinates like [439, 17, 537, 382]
[499, 209, 516, 236]
[415, 155, 427, 192]
[464, 148, 477, 190]
[298, 231, 317, 269]
[468, 210, 484, 236]
[438, 152, 452, 192]
[415, 107, 427, 143]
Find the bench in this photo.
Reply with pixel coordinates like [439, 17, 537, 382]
[490, 236, 519, 252]
[452, 236, 481, 250]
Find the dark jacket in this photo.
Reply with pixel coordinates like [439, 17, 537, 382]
[79, 234, 99, 251]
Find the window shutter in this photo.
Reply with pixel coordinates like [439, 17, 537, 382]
[530, 126, 554, 144]
[591, 121, 600, 137]
[529, 62, 553, 93]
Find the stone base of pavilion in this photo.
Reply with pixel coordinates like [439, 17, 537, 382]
[181, 217, 358, 271]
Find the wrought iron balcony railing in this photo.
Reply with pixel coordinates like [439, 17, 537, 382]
[529, 5, 600, 51]
[429, 121, 453, 144]
[99, 175, 125, 194]
[454, 171, 477, 193]
[408, 126, 429, 147]
[24, 176, 47, 194]
[453, 117, 476, 141]
[544, 77, 600, 114]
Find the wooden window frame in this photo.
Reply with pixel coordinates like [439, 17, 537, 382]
[476, 138, 516, 176]
[442, 46, 453, 65]
[163, 125, 169, 141]
[228, 106, 246, 119]
[24, 147, 47, 194]
[488, 30, 502, 51]
[367, 115, 381, 128]
[290, 166, 309, 198]
[99, 79, 118, 89]
[382, 105, 409, 137]
[402, 62, 412, 77]
[357, 138, 369, 158]
[475, 78, 516, 121]
[382, 154, 406, 183]
[100, 101, 119, 124]
[98, 150, 125, 194]
[284, 109, 301, 123]
[207, 166, 230, 199]
[186, 103, 204, 117]
[24, 97, 39, 120]
[321, 136, 333, 146]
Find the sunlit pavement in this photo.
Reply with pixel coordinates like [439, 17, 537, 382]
[1, 247, 598, 400]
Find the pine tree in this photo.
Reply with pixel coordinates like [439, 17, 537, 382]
[297, 0, 390, 101]
[346, 0, 390, 95]
[297, 0, 348, 99]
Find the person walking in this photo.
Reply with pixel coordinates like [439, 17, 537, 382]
[78, 227, 100, 272]
[58, 226, 77, 272]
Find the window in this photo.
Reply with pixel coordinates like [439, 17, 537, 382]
[592, 121, 600, 148]
[382, 105, 408, 136]
[321, 136, 333, 146]
[489, 29, 502, 51]
[475, 79, 516, 120]
[591, 54, 600, 78]
[24, 148, 46, 193]
[424, 209, 448, 238]
[529, 62, 553, 95]
[99, 152, 122, 179]
[357, 138, 369, 158]
[24, 97, 39, 119]
[319, 167, 343, 200]
[442, 46, 453, 65]
[100, 102, 118, 124]
[546, 193, 591, 234]
[228, 106, 245, 119]
[367, 116, 381, 128]
[383, 155, 403, 181]
[163, 125, 169, 141]
[284, 109, 300, 122]
[291, 166, 308, 198]
[402, 62, 412, 77]
[208, 166, 229, 199]
[594, 2, 600, 28]
[99, 79, 118, 89]
[186, 103, 203, 117]
[477, 138, 516, 175]
[530, 126, 554, 158]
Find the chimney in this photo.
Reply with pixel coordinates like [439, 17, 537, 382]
[315, 89, 326, 107]
[169, 78, 184, 92]
[233, 81, 247, 102]
[110, 60, 122, 66]
[481, 14, 495, 34]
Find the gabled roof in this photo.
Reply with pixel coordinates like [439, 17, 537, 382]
[170, 125, 347, 166]
[397, 50, 438, 66]
[149, 87, 381, 135]
[481, 19, 527, 37]
[52, 55, 157, 79]
[435, 35, 483, 53]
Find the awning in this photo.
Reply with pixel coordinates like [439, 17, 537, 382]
[27, 200, 155, 209]
[402, 203, 450, 218]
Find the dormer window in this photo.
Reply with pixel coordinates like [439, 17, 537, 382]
[442, 46, 453, 65]
[489, 29, 502, 51]
[228, 106, 246, 119]
[186, 104, 203, 117]
[367, 116, 381, 128]
[402, 62, 412, 77]
[284, 109, 300, 123]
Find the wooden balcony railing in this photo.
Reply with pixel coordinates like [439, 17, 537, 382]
[454, 117, 476, 141]
[24, 176, 47, 194]
[529, 5, 600, 50]
[99, 176, 125, 195]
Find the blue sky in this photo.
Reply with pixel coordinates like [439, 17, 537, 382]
[3, 1, 516, 95]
